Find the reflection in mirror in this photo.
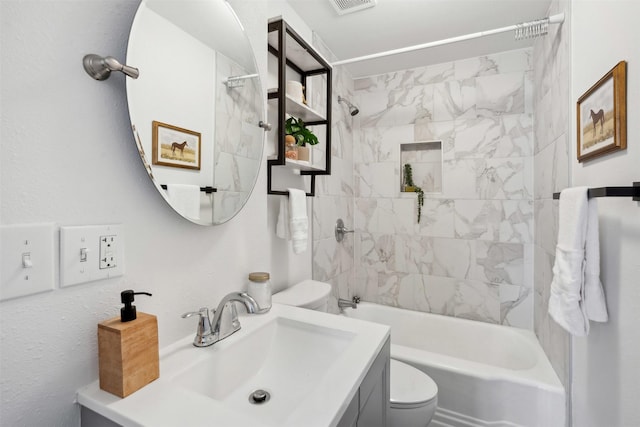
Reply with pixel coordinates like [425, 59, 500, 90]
[127, 0, 264, 225]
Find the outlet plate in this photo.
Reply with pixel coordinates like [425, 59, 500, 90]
[99, 235, 117, 269]
[0, 223, 56, 301]
[60, 225, 124, 287]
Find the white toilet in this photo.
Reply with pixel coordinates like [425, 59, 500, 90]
[272, 280, 438, 427]
[389, 359, 438, 426]
[271, 279, 332, 311]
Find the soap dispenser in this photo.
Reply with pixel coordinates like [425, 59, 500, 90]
[120, 289, 151, 322]
[97, 290, 159, 398]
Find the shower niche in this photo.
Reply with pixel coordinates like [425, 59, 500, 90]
[266, 18, 332, 197]
[400, 141, 443, 194]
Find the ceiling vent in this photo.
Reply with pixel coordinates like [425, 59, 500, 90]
[329, 0, 376, 15]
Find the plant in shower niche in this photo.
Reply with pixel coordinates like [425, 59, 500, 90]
[284, 116, 319, 146]
[403, 163, 425, 223]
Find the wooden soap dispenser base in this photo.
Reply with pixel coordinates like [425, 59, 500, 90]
[98, 290, 159, 398]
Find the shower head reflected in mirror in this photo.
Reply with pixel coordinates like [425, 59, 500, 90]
[338, 95, 359, 116]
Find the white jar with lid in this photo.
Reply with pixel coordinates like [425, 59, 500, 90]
[247, 272, 272, 313]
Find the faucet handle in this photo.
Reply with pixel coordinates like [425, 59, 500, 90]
[181, 307, 215, 347]
[182, 307, 211, 323]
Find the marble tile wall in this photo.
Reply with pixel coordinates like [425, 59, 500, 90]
[352, 48, 534, 328]
[532, 0, 571, 388]
[214, 53, 263, 223]
[310, 34, 356, 314]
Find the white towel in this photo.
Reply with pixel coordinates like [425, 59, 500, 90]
[287, 188, 308, 254]
[548, 187, 608, 336]
[166, 184, 200, 220]
[584, 198, 608, 322]
[276, 196, 290, 240]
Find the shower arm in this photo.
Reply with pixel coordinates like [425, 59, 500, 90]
[332, 13, 564, 66]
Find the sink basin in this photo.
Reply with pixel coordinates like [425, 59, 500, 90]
[77, 303, 389, 427]
[167, 317, 355, 424]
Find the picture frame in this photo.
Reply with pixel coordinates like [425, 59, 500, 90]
[576, 61, 627, 162]
[152, 121, 201, 170]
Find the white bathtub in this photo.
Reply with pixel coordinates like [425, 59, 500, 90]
[342, 302, 565, 427]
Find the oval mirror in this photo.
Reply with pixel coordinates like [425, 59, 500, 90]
[126, 0, 264, 225]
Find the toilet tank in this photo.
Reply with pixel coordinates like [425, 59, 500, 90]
[272, 280, 331, 312]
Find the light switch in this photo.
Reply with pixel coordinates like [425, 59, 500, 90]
[60, 225, 124, 287]
[22, 253, 33, 268]
[0, 223, 56, 301]
[80, 248, 89, 263]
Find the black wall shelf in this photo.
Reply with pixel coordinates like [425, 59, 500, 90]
[266, 18, 332, 197]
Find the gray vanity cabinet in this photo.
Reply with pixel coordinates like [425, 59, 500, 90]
[81, 407, 121, 427]
[337, 337, 390, 427]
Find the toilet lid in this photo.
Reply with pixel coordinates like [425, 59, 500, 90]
[272, 280, 331, 308]
[390, 359, 438, 405]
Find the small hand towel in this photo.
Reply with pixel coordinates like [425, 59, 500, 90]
[583, 198, 608, 322]
[287, 188, 308, 254]
[548, 187, 608, 336]
[166, 184, 200, 220]
[276, 196, 290, 240]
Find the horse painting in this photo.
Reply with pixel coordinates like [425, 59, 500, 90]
[589, 109, 605, 135]
[171, 141, 188, 156]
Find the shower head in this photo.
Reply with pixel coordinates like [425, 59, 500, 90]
[338, 95, 359, 116]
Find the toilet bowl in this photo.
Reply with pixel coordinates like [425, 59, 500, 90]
[271, 280, 332, 312]
[273, 281, 439, 426]
[389, 359, 438, 427]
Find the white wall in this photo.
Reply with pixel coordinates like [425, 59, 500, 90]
[570, 1, 640, 426]
[0, 0, 289, 425]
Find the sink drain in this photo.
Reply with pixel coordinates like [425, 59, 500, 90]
[248, 389, 271, 404]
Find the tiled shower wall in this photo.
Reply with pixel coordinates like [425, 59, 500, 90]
[311, 35, 356, 314]
[351, 49, 535, 328]
[533, 0, 571, 387]
[214, 53, 263, 223]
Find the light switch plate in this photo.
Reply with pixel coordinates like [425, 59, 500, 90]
[0, 223, 56, 301]
[60, 224, 124, 287]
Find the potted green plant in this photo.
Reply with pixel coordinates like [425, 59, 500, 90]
[285, 116, 318, 161]
[403, 163, 425, 223]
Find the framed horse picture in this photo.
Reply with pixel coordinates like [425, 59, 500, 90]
[152, 121, 201, 170]
[576, 61, 627, 162]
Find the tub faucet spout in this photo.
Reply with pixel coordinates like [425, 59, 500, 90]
[338, 296, 360, 309]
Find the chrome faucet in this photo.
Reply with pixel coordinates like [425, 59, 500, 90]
[183, 292, 259, 347]
[338, 296, 360, 309]
[210, 292, 259, 342]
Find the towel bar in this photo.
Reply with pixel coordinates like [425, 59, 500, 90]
[268, 190, 313, 197]
[160, 185, 217, 194]
[552, 182, 639, 201]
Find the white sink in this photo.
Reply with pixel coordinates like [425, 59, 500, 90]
[167, 317, 355, 424]
[77, 304, 389, 427]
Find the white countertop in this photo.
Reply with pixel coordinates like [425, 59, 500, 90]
[77, 304, 389, 427]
